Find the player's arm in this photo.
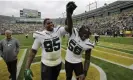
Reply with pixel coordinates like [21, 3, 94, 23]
[25, 38, 40, 80]
[26, 49, 37, 69]
[65, 9, 73, 35]
[26, 38, 40, 69]
[77, 49, 92, 80]
[24, 49, 36, 80]
[65, 1, 77, 35]
[84, 49, 92, 77]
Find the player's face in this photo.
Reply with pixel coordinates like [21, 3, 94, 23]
[79, 28, 90, 41]
[45, 20, 54, 31]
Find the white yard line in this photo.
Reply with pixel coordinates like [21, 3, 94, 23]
[60, 69, 65, 73]
[129, 64, 133, 70]
[96, 46, 133, 57]
[98, 43, 133, 52]
[93, 49, 133, 60]
[91, 63, 107, 80]
[17, 49, 27, 78]
[32, 62, 40, 65]
[92, 55, 133, 70]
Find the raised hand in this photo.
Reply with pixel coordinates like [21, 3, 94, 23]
[66, 1, 77, 15]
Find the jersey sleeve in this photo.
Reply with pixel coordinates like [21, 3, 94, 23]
[33, 31, 39, 39]
[58, 26, 68, 36]
[32, 38, 41, 50]
[68, 28, 78, 38]
[85, 39, 95, 49]
[32, 32, 41, 50]
[33, 33, 36, 39]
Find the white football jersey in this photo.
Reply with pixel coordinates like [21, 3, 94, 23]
[65, 28, 94, 63]
[32, 26, 67, 66]
[94, 33, 99, 37]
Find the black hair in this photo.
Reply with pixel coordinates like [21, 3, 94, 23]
[43, 18, 50, 26]
[79, 25, 91, 35]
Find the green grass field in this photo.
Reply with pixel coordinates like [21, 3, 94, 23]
[92, 49, 133, 66]
[97, 36, 133, 45]
[0, 34, 133, 80]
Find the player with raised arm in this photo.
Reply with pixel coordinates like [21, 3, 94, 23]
[24, 1, 77, 80]
[65, 8, 95, 80]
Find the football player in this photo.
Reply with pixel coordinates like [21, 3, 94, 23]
[24, 1, 77, 80]
[65, 18, 94, 80]
[94, 33, 99, 44]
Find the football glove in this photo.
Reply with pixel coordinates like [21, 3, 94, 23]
[24, 69, 33, 80]
[66, 1, 77, 15]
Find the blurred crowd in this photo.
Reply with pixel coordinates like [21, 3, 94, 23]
[0, 23, 43, 34]
[0, 10, 133, 37]
[0, 15, 43, 34]
[75, 10, 133, 36]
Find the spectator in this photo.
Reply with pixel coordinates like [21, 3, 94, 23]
[94, 33, 100, 43]
[0, 30, 20, 80]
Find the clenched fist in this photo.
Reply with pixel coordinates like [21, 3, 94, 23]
[66, 1, 77, 15]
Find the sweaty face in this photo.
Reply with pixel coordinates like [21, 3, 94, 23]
[45, 20, 54, 31]
[79, 28, 90, 41]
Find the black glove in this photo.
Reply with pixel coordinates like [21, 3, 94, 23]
[66, 1, 77, 15]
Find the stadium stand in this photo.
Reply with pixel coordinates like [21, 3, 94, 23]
[0, 1, 133, 37]
[56, 1, 133, 37]
[0, 15, 43, 35]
